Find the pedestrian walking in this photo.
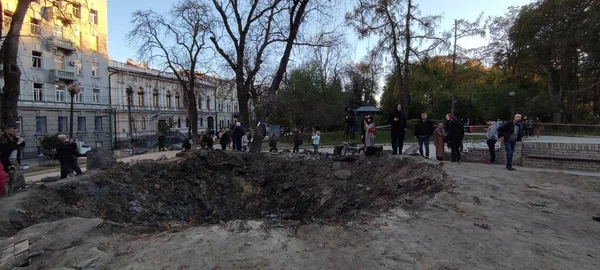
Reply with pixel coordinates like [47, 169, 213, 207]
[389, 104, 407, 155]
[292, 128, 303, 153]
[414, 112, 434, 158]
[0, 125, 25, 194]
[56, 134, 83, 179]
[498, 114, 524, 171]
[525, 117, 534, 137]
[219, 129, 229, 150]
[485, 119, 499, 164]
[311, 130, 321, 153]
[433, 123, 446, 166]
[444, 114, 464, 163]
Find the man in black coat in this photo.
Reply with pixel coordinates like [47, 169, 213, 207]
[414, 112, 435, 158]
[56, 134, 83, 179]
[444, 114, 464, 163]
[345, 107, 357, 142]
[388, 104, 407, 155]
[498, 114, 523, 171]
[0, 125, 24, 174]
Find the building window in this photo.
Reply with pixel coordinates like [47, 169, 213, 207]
[53, 23, 63, 37]
[206, 98, 210, 110]
[198, 97, 202, 110]
[185, 118, 189, 128]
[58, 116, 68, 132]
[75, 59, 82, 74]
[74, 88, 83, 102]
[152, 89, 159, 107]
[16, 117, 23, 135]
[175, 93, 181, 108]
[30, 18, 41, 35]
[94, 116, 103, 131]
[130, 117, 136, 131]
[91, 36, 99, 51]
[141, 117, 147, 130]
[78, 117, 86, 132]
[91, 63, 99, 77]
[73, 5, 81, 19]
[234, 105, 238, 112]
[36, 116, 47, 133]
[55, 84, 66, 102]
[2, 12, 12, 28]
[90, 9, 98, 24]
[54, 54, 64, 70]
[32, 51, 42, 68]
[33, 83, 44, 101]
[177, 117, 181, 128]
[166, 91, 172, 108]
[92, 88, 100, 104]
[200, 117, 203, 127]
[169, 117, 174, 127]
[138, 88, 144, 106]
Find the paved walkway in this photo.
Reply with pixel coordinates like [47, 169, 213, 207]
[24, 150, 183, 183]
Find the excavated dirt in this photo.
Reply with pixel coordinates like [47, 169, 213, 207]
[1, 150, 449, 237]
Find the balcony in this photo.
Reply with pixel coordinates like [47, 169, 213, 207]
[49, 69, 75, 81]
[48, 36, 76, 52]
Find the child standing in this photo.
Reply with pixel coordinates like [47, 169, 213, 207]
[364, 116, 376, 147]
[311, 130, 321, 153]
[269, 134, 279, 154]
[292, 128, 302, 153]
[433, 123, 446, 166]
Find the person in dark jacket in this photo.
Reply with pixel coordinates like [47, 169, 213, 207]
[414, 112, 435, 158]
[56, 134, 83, 179]
[388, 104, 407, 155]
[158, 135, 166, 151]
[219, 129, 229, 150]
[345, 107, 357, 142]
[204, 130, 214, 150]
[444, 114, 464, 163]
[182, 138, 191, 151]
[232, 122, 244, 151]
[498, 114, 523, 171]
[292, 128, 302, 153]
[0, 125, 24, 174]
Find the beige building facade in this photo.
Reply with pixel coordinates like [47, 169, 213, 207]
[1, 0, 110, 158]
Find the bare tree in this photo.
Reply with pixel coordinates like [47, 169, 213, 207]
[0, 0, 33, 127]
[128, 0, 213, 139]
[346, 0, 446, 116]
[450, 14, 486, 115]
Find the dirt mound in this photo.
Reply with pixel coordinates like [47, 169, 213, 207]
[3, 150, 450, 236]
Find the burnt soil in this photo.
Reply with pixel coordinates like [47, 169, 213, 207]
[1, 150, 450, 236]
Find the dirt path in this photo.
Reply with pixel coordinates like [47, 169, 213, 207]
[2, 155, 600, 269]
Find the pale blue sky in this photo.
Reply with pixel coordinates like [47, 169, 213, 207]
[108, 0, 533, 63]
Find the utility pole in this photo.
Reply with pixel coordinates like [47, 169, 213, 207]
[451, 19, 458, 116]
[67, 83, 81, 139]
[126, 86, 133, 153]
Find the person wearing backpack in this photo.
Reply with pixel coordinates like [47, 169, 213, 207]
[292, 128, 302, 153]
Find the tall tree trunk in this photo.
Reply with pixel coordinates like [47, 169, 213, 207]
[402, 0, 412, 117]
[186, 83, 199, 140]
[250, 0, 310, 153]
[0, 0, 32, 126]
[237, 84, 251, 128]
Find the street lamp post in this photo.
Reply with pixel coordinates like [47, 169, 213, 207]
[126, 86, 134, 152]
[67, 83, 81, 139]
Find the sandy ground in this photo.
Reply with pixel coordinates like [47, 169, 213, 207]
[2, 158, 599, 270]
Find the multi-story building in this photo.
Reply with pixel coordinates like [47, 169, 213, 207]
[197, 76, 239, 132]
[108, 59, 189, 142]
[1, 0, 110, 158]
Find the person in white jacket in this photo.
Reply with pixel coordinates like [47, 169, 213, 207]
[242, 132, 249, 152]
